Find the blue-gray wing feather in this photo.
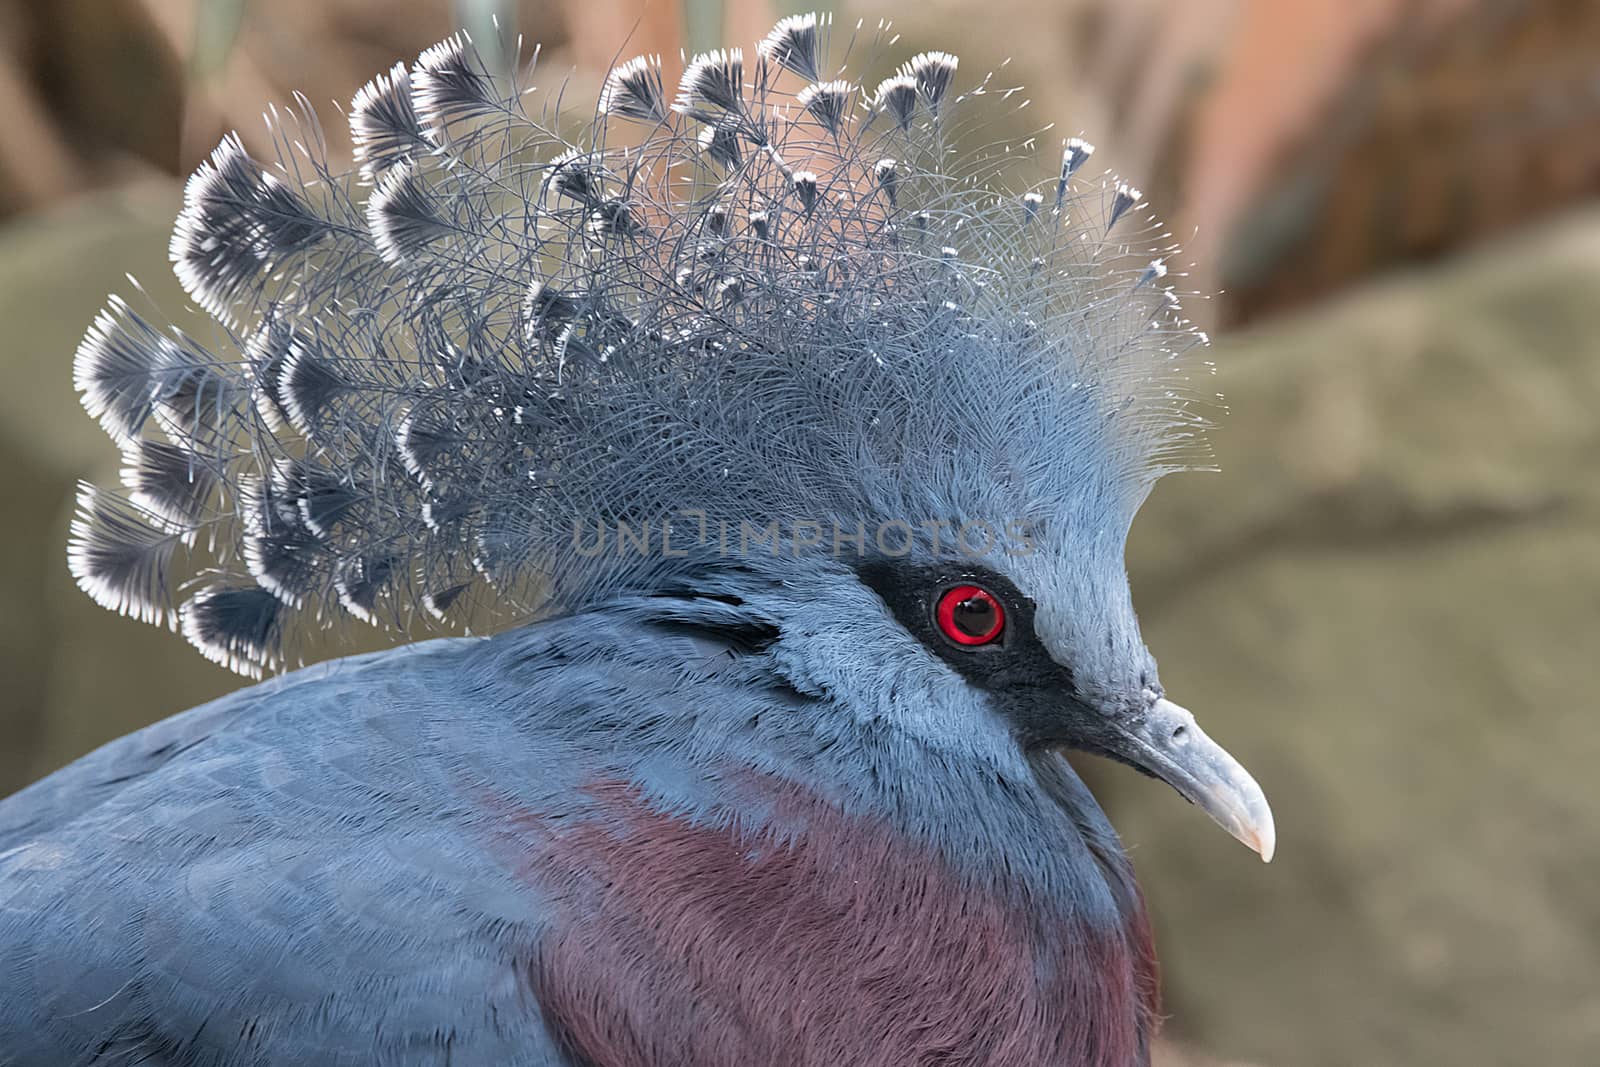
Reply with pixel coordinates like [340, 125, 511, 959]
[0, 638, 581, 1066]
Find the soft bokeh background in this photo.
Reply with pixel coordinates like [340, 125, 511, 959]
[1, 1, 1596, 1064]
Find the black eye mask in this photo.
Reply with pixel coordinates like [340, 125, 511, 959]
[855, 558, 1085, 746]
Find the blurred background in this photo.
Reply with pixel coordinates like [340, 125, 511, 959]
[0, 0, 1596, 1063]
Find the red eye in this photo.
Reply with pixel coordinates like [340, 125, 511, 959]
[935, 585, 1005, 646]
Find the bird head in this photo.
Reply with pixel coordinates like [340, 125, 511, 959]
[673, 299, 1274, 861]
[66, 17, 1271, 857]
[846, 543, 1274, 862]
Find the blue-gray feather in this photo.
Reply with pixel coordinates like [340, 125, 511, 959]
[64, 20, 1207, 678]
[2, 582, 1140, 1063]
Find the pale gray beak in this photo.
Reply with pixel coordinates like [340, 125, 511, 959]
[1119, 697, 1276, 862]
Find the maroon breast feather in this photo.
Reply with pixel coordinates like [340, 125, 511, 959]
[517, 776, 1159, 1067]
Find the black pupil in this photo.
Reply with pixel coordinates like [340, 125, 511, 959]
[952, 594, 997, 637]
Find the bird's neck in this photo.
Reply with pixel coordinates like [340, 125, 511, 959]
[500, 587, 1154, 929]
[478, 602, 1161, 1064]
[530, 763, 1160, 1067]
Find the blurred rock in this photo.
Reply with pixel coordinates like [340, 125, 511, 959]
[1081, 0, 1600, 326]
[0, 0, 577, 216]
[1153, 1039, 1260, 1067]
[1109, 208, 1600, 1065]
[1208, 0, 1600, 325]
[32, 0, 183, 179]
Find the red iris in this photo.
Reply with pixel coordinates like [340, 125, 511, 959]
[935, 584, 1005, 646]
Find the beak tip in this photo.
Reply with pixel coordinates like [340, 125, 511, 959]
[1246, 806, 1276, 863]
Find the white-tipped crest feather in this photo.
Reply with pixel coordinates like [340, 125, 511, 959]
[66, 17, 1211, 675]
